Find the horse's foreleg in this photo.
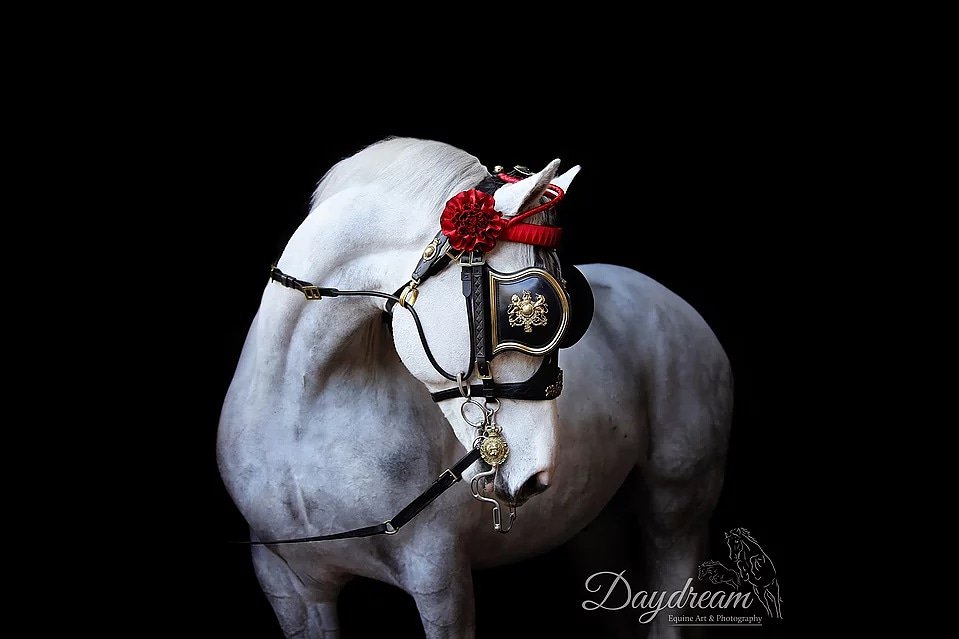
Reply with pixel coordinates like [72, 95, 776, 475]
[761, 580, 782, 619]
[398, 543, 475, 639]
[637, 463, 726, 639]
[252, 544, 348, 638]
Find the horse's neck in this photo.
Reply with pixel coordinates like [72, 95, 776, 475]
[253, 271, 392, 399]
[247, 193, 429, 403]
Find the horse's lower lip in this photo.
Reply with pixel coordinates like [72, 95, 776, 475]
[495, 489, 526, 507]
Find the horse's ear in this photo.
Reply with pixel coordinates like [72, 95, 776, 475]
[551, 165, 581, 193]
[494, 159, 560, 216]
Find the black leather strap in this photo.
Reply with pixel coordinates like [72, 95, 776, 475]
[472, 261, 487, 365]
[382, 174, 504, 315]
[270, 265, 470, 382]
[412, 233, 456, 282]
[390, 447, 481, 529]
[429, 353, 563, 402]
[243, 448, 481, 546]
[270, 265, 340, 300]
[474, 174, 507, 196]
[384, 232, 462, 314]
[461, 251, 497, 399]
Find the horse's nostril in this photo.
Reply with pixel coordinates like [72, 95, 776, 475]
[535, 471, 550, 491]
[516, 471, 551, 502]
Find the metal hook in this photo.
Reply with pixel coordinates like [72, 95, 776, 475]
[493, 502, 517, 534]
[469, 466, 517, 534]
[493, 465, 516, 534]
[470, 467, 498, 505]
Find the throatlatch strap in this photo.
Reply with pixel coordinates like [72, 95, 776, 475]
[243, 448, 481, 546]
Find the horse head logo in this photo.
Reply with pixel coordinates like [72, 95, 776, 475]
[726, 527, 758, 562]
[698, 528, 783, 619]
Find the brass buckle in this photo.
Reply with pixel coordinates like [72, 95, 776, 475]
[459, 252, 485, 267]
[398, 279, 419, 308]
[301, 286, 322, 300]
[445, 247, 465, 262]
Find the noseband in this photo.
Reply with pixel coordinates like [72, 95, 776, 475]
[245, 168, 592, 545]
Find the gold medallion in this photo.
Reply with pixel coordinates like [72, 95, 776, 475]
[479, 435, 509, 466]
[507, 290, 548, 333]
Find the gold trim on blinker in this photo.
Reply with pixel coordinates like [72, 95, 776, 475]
[489, 268, 570, 356]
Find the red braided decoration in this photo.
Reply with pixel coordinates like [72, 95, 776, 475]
[450, 177, 565, 248]
[505, 185, 565, 226]
[500, 223, 562, 248]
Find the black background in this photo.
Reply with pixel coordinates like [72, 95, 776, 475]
[157, 95, 803, 637]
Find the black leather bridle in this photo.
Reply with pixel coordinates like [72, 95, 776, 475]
[245, 172, 590, 545]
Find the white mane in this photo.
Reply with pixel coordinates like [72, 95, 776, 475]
[309, 137, 489, 220]
[306, 136, 566, 278]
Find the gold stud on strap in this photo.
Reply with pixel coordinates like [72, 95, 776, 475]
[422, 238, 439, 261]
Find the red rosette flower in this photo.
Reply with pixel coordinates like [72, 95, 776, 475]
[440, 189, 507, 252]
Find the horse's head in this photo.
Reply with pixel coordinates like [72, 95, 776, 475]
[390, 156, 582, 509]
[725, 527, 757, 561]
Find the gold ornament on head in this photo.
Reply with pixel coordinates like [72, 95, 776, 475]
[507, 290, 548, 332]
[480, 434, 510, 466]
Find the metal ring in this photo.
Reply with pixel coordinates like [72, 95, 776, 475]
[460, 399, 488, 428]
[484, 397, 501, 414]
[456, 373, 471, 398]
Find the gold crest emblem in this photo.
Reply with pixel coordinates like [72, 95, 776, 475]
[480, 434, 510, 466]
[507, 290, 548, 333]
